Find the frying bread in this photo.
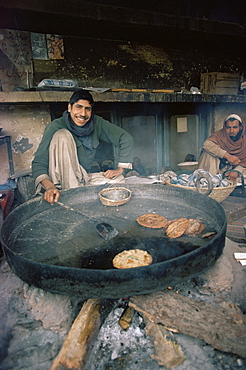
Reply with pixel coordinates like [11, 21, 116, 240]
[166, 218, 189, 238]
[136, 214, 168, 229]
[113, 249, 153, 269]
[185, 218, 205, 236]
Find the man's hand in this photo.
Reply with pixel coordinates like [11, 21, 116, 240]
[41, 179, 60, 205]
[224, 153, 241, 166]
[103, 167, 124, 179]
[226, 171, 239, 182]
[44, 187, 60, 205]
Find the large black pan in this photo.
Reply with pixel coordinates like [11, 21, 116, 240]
[0, 184, 226, 299]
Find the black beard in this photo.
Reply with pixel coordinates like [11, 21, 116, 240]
[230, 131, 242, 142]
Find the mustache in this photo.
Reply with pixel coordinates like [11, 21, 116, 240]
[230, 132, 242, 141]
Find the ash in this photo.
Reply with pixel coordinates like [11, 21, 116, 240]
[84, 302, 156, 370]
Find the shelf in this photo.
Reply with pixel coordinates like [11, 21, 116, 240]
[0, 91, 245, 104]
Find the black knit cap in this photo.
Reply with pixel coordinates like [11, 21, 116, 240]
[69, 89, 94, 107]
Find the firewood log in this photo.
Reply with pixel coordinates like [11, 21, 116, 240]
[144, 315, 186, 368]
[129, 290, 246, 358]
[50, 298, 101, 370]
[119, 305, 135, 330]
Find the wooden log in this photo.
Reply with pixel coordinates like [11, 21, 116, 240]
[152, 89, 175, 93]
[109, 88, 175, 93]
[119, 306, 135, 330]
[110, 88, 131, 92]
[50, 299, 101, 370]
[129, 291, 246, 358]
[144, 315, 186, 368]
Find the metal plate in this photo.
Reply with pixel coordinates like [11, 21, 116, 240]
[1, 184, 227, 299]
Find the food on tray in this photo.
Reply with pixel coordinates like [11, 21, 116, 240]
[185, 219, 205, 236]
[136, 214, 168, 229]
[166, 218, 189, 238]
[165, 219, 176, 228]
[201, 231, 216, 239]
[136, 213, 206, 239]
[112, 249, 153, 269]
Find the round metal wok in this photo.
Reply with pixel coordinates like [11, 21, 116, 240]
[0, 184, 227, 299]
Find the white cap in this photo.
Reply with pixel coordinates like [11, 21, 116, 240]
[225, 114, 242, 123]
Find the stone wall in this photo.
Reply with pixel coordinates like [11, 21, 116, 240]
[0, 104, 50, 184]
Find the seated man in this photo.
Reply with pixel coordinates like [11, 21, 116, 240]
[132, 156, 147, 176]
[198, 114, 246, 182]
[32, 89, 134, 204]
[184, 154, 196, 162]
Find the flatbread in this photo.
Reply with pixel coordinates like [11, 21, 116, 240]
[185, 219, 205, 236]
[113, 249, 153, 269]
[166, 218, 189, 238]
[136, 214, 168, 229]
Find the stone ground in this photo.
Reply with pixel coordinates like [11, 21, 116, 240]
[0, 237, 246, 370]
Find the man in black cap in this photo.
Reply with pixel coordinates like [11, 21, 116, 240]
[32, 89, 134, 204]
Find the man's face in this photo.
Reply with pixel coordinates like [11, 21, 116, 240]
[225, 120, 242, 139]
[68, 99, 92, 126]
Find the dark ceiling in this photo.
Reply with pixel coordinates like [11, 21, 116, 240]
[0, 0, 245, 50]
